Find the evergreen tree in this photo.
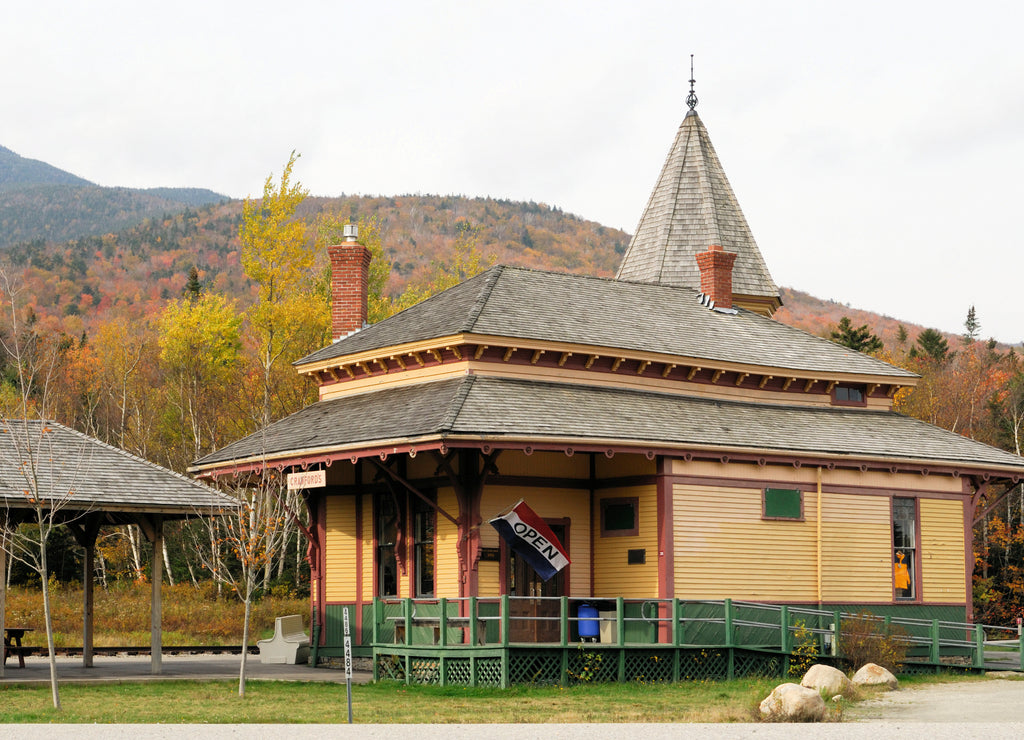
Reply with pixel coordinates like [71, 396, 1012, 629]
[913, 328, 950, 362]
[964, 305, 980, 344]
[183, 266, 202, 301]
[829, 316, 883, 354]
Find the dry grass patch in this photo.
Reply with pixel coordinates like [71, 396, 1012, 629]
[3, 582, 307, 647]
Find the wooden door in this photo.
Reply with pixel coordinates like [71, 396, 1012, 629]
[507, 523, 566, 643]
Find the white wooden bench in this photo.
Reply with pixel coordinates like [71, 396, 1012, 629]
[257, 614, 311, 664]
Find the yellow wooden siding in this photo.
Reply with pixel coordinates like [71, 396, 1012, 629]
[593, 486, 659, 597]
[497, 450, 590, 478]
[324, 495, 357, 601]
[670, 460, 963, 494]
[673, 484, 818, 600]
[435, 486, 461, 597]
[361, 494, 374, 601]
[319, 363, 469, 400]
[595, 454, 655, 479]
[478, 562, 501, 598]
[479, 485, 591, 597]
[920, 498, 967, 603]
[820, 493, 892, 602]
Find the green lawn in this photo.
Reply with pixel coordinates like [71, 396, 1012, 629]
[1, 673, 1012, 724]
[0, 678, 782, 723]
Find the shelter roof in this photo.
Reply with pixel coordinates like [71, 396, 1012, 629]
[297, 265, 914, 381]
[615, 109, 779, 302]
[0, 419, 236, 516]
[192, 376, 1024, 475]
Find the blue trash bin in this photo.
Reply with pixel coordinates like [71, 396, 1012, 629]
[578, 603, 599, 641]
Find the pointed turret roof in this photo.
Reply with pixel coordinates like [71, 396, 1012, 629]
[616, 108, 781, 315]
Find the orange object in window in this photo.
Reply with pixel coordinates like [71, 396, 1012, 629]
[894, 551, 911, 590]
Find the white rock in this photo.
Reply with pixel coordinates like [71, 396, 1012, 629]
[759, 682, 828, 722]
[800, 663, 854, 697]
[851, 662, 898, 690]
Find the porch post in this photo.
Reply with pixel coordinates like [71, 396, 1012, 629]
[656, 456, 673, 645]
[150, 516, 164, 675]
[83, 539, 95, 668]
[67, 514, 102, 669]
[0, 530, 6, 678]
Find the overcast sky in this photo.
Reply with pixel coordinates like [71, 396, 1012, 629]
[3, 1, 1023, 343]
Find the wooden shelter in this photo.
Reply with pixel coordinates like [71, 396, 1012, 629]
[0, 419, 237, 675]
[191, 99, 1024, 676]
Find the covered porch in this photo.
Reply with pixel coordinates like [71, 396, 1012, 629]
[0, 420, 237, 677]
[365, 596, 1021, 687]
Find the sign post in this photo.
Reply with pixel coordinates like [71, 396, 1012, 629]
[344, 606, 353, 723]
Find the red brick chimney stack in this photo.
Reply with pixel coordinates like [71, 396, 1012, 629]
[695, 244, 737, 310]
[328, 225, 371, 340]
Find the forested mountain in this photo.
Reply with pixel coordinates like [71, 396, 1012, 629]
[1, 193, 628, 333]
[0, 144, 225, 249]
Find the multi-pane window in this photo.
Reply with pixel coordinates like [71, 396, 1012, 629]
[834, 384, 866, 404]
[413, 497, 435, 597]
[892, 497, 917, 600]
[376, 494, 399, 597]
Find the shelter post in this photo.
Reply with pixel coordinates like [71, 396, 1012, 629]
[83, 539, 94, 667]
[69, 514, 101, 668]
[0, 534, 6, 678]
[151, 517, 163, 675]
[136, 514, 165, 675]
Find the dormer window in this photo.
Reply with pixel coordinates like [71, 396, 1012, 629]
[833, 384, 866, 406]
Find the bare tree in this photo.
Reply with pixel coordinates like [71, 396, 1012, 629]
[192, 465, 286, 697]
[0, 269, 92, 708]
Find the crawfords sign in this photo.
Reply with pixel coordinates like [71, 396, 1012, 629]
[286, 469, 326, 491]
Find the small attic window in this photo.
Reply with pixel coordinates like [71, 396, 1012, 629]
[833, 383, 867, 407]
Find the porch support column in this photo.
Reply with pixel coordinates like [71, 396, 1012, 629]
[0, 519, 6, 679]
[67, 513, 102, 668]
[459, 449, 482, 599]
[656, 456, 674, 643]
[151, 518, 163, 675]
[135, 514, 164, 675]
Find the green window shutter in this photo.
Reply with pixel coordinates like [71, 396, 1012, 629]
[764, 488, 802, 519]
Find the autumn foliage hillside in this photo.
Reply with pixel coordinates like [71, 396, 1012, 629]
[3, 194, 628, 336]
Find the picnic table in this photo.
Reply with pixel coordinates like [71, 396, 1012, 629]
[3, 627, 32, 668]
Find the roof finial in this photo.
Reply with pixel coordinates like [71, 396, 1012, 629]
[686, 54, 698, 112]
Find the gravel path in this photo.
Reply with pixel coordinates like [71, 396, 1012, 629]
[847, 675, 1024, 722]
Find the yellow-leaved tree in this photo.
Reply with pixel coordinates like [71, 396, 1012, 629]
[157, 290, 242, 471]
[239, 152, 329, 428]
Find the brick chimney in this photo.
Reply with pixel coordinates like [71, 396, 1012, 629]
[695, 244, 737, 310]
[328, 225, 371, 340]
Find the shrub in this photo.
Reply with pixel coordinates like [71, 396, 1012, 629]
[787, 619, 819, 677]
[837, 612, 907, 672]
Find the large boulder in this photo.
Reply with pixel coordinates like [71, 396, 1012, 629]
[851, 663, 898, 690]
[800, 663, 853, 697]
[759, 682, 828, 722]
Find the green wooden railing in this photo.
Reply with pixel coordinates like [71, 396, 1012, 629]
[368, 596, 1024, 682]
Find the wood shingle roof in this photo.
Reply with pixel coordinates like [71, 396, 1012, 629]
[297, 265, 914, 381]
[192, 376, 1024, 475]
[616, 110, 779, 302]
[1, 420, 236, 515]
